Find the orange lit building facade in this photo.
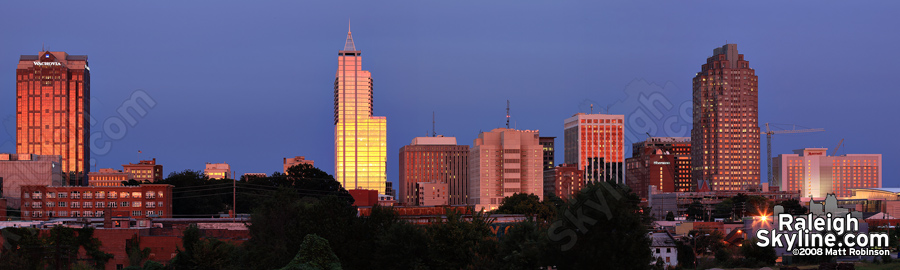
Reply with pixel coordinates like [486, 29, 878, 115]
[334, 28, 387, 193]
[16, 51, 90, 185]
[626, 137, 692, 200]
[88, 168, 132, 187]
[563, 113, 625, 184]
[774, 148, 881, 198]
[691, 44, 760, 191]
[123, 158, 163, 182]
[19, 184, 173, 220]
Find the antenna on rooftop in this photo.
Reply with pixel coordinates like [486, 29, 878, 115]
[506, 100, 510, 129]
[590, 104, 593, 114]
[432, 111, 436, 137]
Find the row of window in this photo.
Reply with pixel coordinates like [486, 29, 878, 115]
[30, 201, 163, 208]
[26, 191, 163, 199]
[24, 210, 163, 218]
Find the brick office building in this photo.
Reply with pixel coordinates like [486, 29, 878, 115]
[20, 184, 173, 220]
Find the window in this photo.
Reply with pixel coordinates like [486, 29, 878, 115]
[132, 211, 141, 216]
[121, 202, 129, 207]
[71, 202, 80, 208]
[57, 192, 66, 198]
[58, 202, 66, 207]
[96, 202, 104, 208]
[656, 248, 660, 253]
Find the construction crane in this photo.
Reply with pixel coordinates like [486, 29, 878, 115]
[762, 123, 825, 184]
[832, 139, 844, 156]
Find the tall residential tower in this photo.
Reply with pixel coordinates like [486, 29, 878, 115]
[17, 51, 90, 185]
[334, 28, 387, 193]
[691, 44, 760, 191]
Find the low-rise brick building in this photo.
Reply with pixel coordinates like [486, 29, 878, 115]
[19, 184, 173, 220]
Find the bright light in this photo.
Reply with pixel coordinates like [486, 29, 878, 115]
[760, 216, 768, 222]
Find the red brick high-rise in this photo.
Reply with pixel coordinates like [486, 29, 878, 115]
[17, 51, 90, 185]
[626, 137, 691, 200]
[691, 44, 760, 191]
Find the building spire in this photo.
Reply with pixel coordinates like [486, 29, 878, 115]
[343, 21, 356, 51]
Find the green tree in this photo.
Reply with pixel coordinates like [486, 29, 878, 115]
[675, 240, 696, 268]
[244, 190, 357, 270]
[548, 181, 654, 269]
[279, 234, 342, 270]
[665, 211, 675, 221]
[713, 198, 734, 219]
[494, 193, 557, 221]
[158, 170, 230, 216]
[740, 237, 776, 266]
[687, 199, 706, 221]
[171, 224, 244, 269]
[425, 209, 498, 269]
[126, 234, 151, 267]
[778, 199, 808, 215]
[497, 219, 551, 270]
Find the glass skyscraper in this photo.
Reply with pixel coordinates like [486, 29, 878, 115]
[334, 28, 387, 193]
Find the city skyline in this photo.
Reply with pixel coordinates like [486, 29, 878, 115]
[1, 2, 898, 189]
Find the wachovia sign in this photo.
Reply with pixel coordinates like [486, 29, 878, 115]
[755, 197, 892, 256]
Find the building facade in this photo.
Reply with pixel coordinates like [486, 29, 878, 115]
[123, 158, 163, 182]
[649, 190, 800, 220]
[543, 163, 583, 200]
[398, 136, 468, 206]
[0, 153, 63, 208]
[773, 148, 882, 198]
[19, 184, 173, 220]
[469, 128, 543, 210]
[691, 44, 761, 191]
[88, 168, 133, 187]
[16, 51, 90, 185]
[334, 28, 387, 194]
[204, 163, 231, 179]
[283, 156, 314, 174]
[416, 181, 449, 206]
[626, 137, 692, 200]
[539, 136, 555, 170]
[564, 113, 625, 184]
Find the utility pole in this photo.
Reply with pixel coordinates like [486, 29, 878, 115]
[231, 176, 237, 223]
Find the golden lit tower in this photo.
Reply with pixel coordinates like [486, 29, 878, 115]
[16, 51, 90, 186]
[334, 27, 387, 193]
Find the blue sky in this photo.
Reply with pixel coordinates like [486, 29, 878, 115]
[1, 1, 898, 187]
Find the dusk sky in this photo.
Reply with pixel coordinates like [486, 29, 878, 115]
[1, 1, 898, 187]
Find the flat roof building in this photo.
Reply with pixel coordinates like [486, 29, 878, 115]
[773, 148, 881, 198]
[469, 128, 543, 211]
[543, 164, 583, 200]
[398, 136, 468, 206]
[564, 113, 625, 184]
[283, 156, 314, 174]
[88, 168, 133, 187]
[123, 158, 163, 182]
[626, 137, 692, 200]
[204, 163, 231, 180]
[0, 153, 63, 208]
[20, 184, 173, 220]
[17, 51, 90, 185]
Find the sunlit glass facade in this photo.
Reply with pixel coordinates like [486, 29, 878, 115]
[16, 51, 90, 185]
[334, 30, 387, 194]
